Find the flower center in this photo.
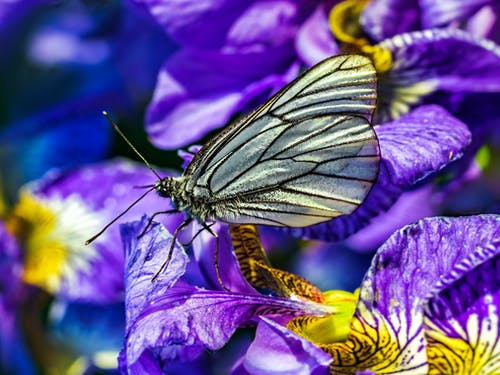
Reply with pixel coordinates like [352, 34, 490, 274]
[6, 190, 103, 293]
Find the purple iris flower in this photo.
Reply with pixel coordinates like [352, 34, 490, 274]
[6, 158, 180, 302]
[119, 212, 500, 374]
[118, 217, 333, 374]
[136, 0, 500, 153]
[321, 1, 500, 155]
[375, 28, 500, 124]
[116, 87, 472, 372]
[238, 215, 500, 374]
[3, 2, 499, 374]
[160, 104, 472, 288]
[118, 102, 468, 367]
[1, 158, 182, 372]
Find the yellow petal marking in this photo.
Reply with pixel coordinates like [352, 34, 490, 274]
[287, 290, 358, 344]
[325, 302, 428, 374]
[5, 190, 102, 293]
[329, 0, 392, 73]
[426, 302, 500, 374]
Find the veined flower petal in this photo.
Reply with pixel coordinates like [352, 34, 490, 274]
[119, 218, 331, 371]
[323, 215, 500, 374]
[423, 218, 500, 374]
[261, 216, 500, 374]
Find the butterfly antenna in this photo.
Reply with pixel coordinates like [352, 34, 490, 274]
[85, 185, 156, 245]
[102, 111, 162, 180]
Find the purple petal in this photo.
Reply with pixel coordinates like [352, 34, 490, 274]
[136, 1, 313, 50]
[420, 0, 496, 28]
[27, 23, 110, 66]
[133, 0, 249, 48]
[473, 4, 500, 41]
[328, 215, 500, 373]
[225, 1, 304, 49]
[33, 159, 164, 210]
[0, 221, 27, 372]
[0, 221, 23, 309]
[423, 224, 500, 373]
[178, 145, 202, 169]
[377, 29, 500, 122]
[192, 222, 259, 293]
[121, 217, 189, 324]
[146, 48, 299, 149]
[233, 317, 331, 375]
[122, 283, 329, 367]
[360, 0, 421, 41]
[287, 105, 471, 241]
[361, 0, 499, 40]
[345, 185, 437, 250]
[364, 215, 500, 319]
[295, 5, 339, 66]
[120, 218, 330, 369]
[376, 105, 471, 185]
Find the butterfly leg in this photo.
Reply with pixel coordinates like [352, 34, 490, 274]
[139, 209, 178, 238]
[201, 222, 230, 291]
[180, 222, 215, 247]
[151, 218, 192, 282]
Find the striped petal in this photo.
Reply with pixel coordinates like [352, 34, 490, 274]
[324, 215, 500, 374]
[424, 219, 500, 374]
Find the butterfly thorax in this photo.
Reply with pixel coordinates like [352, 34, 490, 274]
[155, 176, 214, 222]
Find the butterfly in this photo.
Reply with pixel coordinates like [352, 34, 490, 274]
[88, 54, 380, 282]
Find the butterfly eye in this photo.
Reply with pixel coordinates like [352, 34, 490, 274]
[154, 178, 172, 198]
[156, 187, 170, 198]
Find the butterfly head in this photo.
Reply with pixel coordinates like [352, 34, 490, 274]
[155, 177, 175, 198]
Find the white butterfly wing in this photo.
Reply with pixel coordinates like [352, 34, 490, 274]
[184, 55, 379, 227]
